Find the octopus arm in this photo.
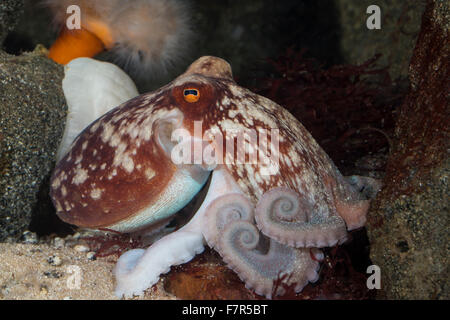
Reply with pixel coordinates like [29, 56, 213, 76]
[333, 175, 382, 231]
[217, 220, 321, 298]
[114, 230, 204, 298]
[254, 174, 382, 247]
[113, 166, 241, 298]
[203, 187, 322, 298]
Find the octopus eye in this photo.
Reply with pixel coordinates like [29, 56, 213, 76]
[183, 88, 200, 103]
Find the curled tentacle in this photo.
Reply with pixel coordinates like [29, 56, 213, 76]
[217, 220, 320, 299]
[203, 193, 254, 248]
[258, 187, 310, 222]
[204, 193, 320, 298]
[255, 187, 348, 248]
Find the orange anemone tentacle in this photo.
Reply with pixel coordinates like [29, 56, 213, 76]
[84, 19, 115, 48]
[48, 27, 105, 65]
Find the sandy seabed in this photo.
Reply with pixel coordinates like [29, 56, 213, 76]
[0, 242, 175, 300]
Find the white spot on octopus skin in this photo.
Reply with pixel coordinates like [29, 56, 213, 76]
[112, 142, 135, 173]
[228, 109, 238, 119]
[75, 155, 83, 165]
[142, 128, 151, 141]
[108, 168, 118, 180]
[145, 168, 155, 180]
[54, 200, 63, 212]
[82, 141, 88, 150]
[90, 121, 101, 133]
[221, 95, 231, 106]
[61, 185, 67, 197]
[72, 168, 88, 185]
[90, 188, 103, 200]
[228, 84, 244, 98]
[51, 177, 61, 189]
[122, 155, 134, 173]
[109, 133, 122, 148]
[130, 126, 140, 140]
[100, 123, 115, 143]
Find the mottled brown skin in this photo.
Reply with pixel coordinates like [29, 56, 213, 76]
[171, 58, 365, 241]
[50, 92, 175, 228]
[178, 59, 355, 206]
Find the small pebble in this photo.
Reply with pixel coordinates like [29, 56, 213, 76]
[47, 255, 62, 266]
[86, 252, 96, 261]
[74, 244, 90, 252]
[72, 232, 81, 240]
[40, 285, 48, 295]
[52, 237, 65, 249]
[21, 231, 38, 244]
[43, 270, 63, 279]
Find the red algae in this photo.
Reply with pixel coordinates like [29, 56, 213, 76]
[253, 48, 405, 167]
[83, 232, 143, 259]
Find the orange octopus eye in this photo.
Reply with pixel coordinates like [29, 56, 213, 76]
[183, 88, 200, 103]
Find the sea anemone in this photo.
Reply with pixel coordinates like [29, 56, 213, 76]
[44, 0, 193, 77]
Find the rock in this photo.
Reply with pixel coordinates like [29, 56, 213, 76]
[52, 237, 65, 249]
[73, 244, 90, 253]
[0, 48, 66, 241]
[0, 0, 24, 45]
[336, 0, 426, 80]
[47, 254, 62, 266]
[21, 230, 38, 244]
[366, 0, 449, 299]
[86, 252, 96, 261]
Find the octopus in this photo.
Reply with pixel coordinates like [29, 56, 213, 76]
[50, 56, 381, 299]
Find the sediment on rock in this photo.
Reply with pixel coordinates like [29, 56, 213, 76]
[0, 49, 66, 241]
